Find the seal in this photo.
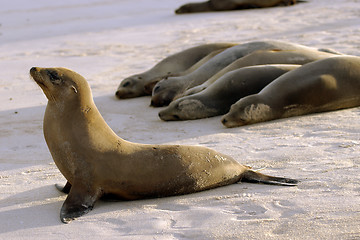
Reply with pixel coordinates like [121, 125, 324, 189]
[182, 49, 339, 97]
[151, 40, 340, 107]
[115, 43, 236, 99]
[30, 67, 298, 223]
[158, 64, 300, 121]
[175, 0, 298, 14]
[221, 56, 360, 128]
[143, 48, 226, 95]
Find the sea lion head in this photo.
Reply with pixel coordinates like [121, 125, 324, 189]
[221, 95, 272, 128]
[175, 2, 210, 14]
[30, 67, 92, 106]
[159, 97, 217, 121]
[150, 77, 183, 107]
[115, 74, 146, 99]
[175, 4, 194, 14]
[143, 77, 165, 95]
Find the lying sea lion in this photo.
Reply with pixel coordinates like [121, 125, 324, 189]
[222, 56, 360, 127]
[151, 40, 339, 107]
[175, 0, 299, 14]
[143, 48, 226, 95]
[182, 49, 339, 96]
[30, 66, 298, 223]
[159, 64, 300, 121]
[115, 43, 236, 99]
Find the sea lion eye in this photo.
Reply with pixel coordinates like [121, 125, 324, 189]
[47, 70, 62, 85]
[122, 81, 130, 87]
[154, 86, 160, 93]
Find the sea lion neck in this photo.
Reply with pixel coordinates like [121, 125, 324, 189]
[44, 92, 125, 150]
[46, 95, 95, 117]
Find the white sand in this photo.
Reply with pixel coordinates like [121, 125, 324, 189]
[1, 0, 360, 239]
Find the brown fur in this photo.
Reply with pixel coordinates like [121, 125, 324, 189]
[222, 56, 360, 127]
[181, 49, 339, 97]
[115, 43, 236, 99]
[159, 64, 300, 121]
[31, 67, 297, 223]
[151, 40, 340, 107]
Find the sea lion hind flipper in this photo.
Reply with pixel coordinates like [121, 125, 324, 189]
[60, 183, 101, 224]
[55, 181, 72, 194]
[241, 170, 298, 186]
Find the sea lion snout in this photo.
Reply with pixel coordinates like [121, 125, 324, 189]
[158, 110, 180, 121]
[30, 67, 39, 73]
[30, 67, 43, 83]
[115, 90, 122, 98]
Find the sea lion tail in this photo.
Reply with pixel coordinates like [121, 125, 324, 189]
[241, 170, 298, 186]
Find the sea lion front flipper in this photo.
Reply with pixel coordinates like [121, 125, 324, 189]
[60, 182, 101, 224]
[55, 181, 72, 194]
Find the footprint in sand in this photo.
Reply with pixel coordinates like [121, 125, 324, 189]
[155, 203, 191, 212]
[271, 199, 306, 218]
[222, 202, 269, 221]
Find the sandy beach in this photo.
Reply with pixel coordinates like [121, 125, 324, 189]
[1, 0, 360, 239]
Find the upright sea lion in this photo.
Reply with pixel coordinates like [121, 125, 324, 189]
[151, 41, 340, 107]
[182, 49, 339, 97]
[115, 43, 236, 99]
[30, 67, 297, 223]
[175, 0, 298, 14]
[221, 56, 360, 128]
[159, 64, 300, 121]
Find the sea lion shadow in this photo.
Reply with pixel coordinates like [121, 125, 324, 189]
[92, 182, 294, 227]
[0, 185, 64, 233]
[92, 183, 243, 218]
[0, 105, 52, 172]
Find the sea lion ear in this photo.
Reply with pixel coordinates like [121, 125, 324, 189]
[71, 86, 78, 94]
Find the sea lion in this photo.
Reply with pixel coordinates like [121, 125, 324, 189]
[115, 43, 236, 99]
[30, 67, 298, 223]
[159, 64, 300, 121]
[182, 49, 339, 97]
[143, 48, 226, 95]
[151, 41, 340, 107]
[175, 0, 298, 14]
[221, 56, 360, 128]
